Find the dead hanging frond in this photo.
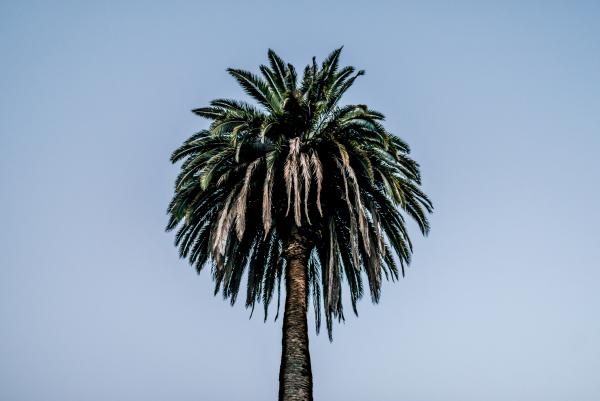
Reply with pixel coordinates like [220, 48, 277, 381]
[284, 137, 302, 226]
[299, 152, 312, 224]
[310, 150, 323, 216]
[345, 163, 370, 256]
[336, 158, 360, 271]
[366, 233, 382, 302]
[235, 158, 262, 240]
[369, 200, 385, 254]
[262, 167, 274, 237]
[262, 150, 277, 238]
[211, 184, 240, 258]
[327, 218, 339, 311]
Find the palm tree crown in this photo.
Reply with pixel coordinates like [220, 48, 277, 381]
[167, 48, 433, 338]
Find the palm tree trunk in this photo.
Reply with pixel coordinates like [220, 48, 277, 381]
[279, 229, 313, 401]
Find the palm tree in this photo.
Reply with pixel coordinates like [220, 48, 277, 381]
[167, 48, 432, 401]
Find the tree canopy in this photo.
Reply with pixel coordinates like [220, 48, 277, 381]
[167, 48, 433, 338]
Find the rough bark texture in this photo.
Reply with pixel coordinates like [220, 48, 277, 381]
[279, 229, 313, 401]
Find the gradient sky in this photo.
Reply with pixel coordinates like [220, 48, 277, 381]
[1, 1, 599, 400]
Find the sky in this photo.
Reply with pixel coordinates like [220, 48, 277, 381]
[1, 1, 599, 400]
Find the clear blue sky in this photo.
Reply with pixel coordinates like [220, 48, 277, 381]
[1, 1, 599, 400]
